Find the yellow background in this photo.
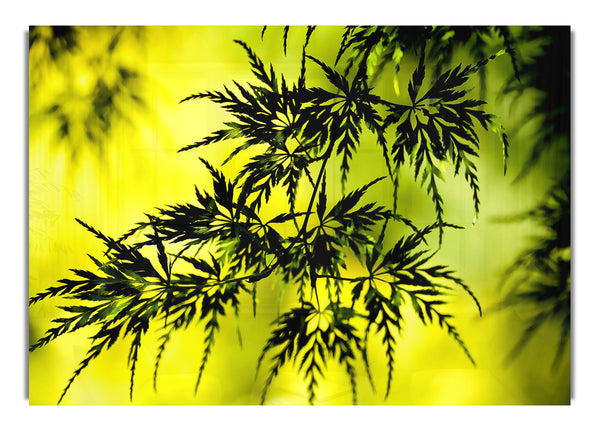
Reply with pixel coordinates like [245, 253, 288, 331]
[28, 26, 569, 405]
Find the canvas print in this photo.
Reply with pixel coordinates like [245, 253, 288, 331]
[28, 26, 570, 405]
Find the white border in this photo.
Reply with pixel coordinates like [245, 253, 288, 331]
[4, 1, 598, 430]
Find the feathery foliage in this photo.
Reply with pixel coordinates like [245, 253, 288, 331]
[29, 26, 518, 405]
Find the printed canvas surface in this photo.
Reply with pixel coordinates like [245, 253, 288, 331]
[28, 26, 570, 405]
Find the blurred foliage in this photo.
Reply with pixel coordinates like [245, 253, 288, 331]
[496, 176, 570, 368]
[29, 26, 148, 162]
[495, 27, 570, 367]
[500, 26, 570, 181]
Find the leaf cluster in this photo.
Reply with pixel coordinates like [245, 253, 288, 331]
[381, 47, 509, 237]
[336, 26, 521, 96]
[29, 27, 513, 405]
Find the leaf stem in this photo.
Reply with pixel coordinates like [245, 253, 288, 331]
[297, 141, 336, 238]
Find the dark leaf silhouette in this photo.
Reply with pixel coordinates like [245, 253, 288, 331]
[29, 26, 536, 405]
